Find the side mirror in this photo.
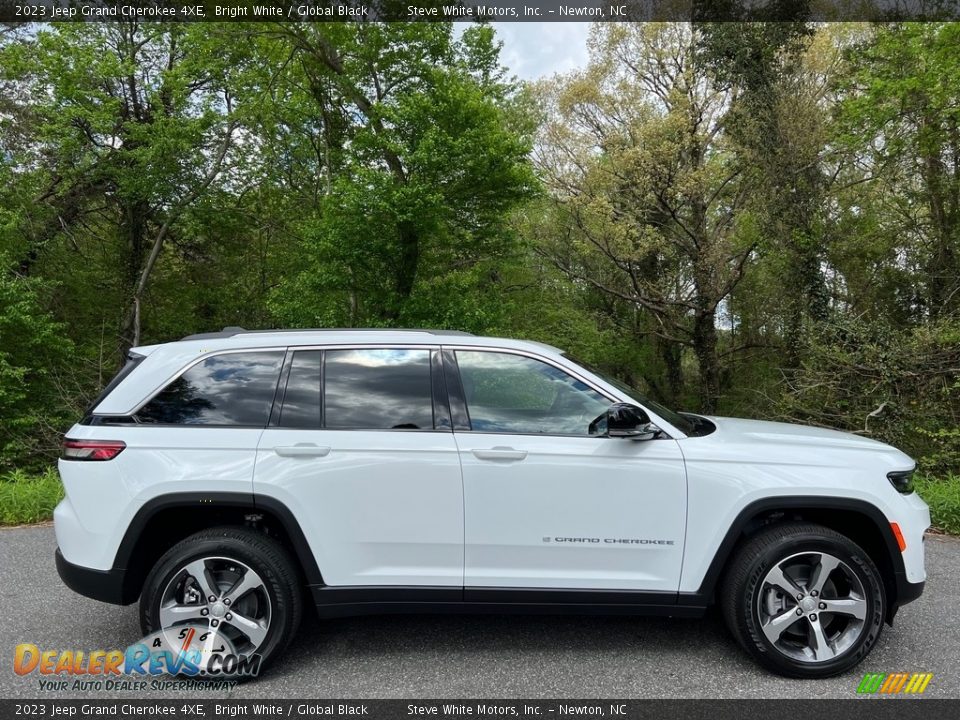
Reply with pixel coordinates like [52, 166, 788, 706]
[603, 403, 658, 440]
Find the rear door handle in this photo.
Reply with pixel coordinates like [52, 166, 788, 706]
[274, 444, 331, 458]
[471, 447, 527, 461]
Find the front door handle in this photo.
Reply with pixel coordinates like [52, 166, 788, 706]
[274, 444, 332, 458]
[471, 447, 527, 461]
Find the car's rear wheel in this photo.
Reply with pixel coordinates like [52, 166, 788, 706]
[140, 527, 302, 673]
[720, 522, 885, 678]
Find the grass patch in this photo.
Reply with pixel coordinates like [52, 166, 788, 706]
[915, 473, 960, 535]
[0, 468, 64, 525]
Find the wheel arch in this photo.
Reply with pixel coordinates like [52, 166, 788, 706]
[683, 496, 906, 622]
[114, 492, 323, 604]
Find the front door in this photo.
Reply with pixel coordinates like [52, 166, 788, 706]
[450, 349, 687, 593]
[254, 347, 463, 587]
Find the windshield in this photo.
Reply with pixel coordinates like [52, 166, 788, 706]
[564, 355, 696, 436]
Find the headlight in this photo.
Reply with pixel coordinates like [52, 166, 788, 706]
[887, 469, 915, 494]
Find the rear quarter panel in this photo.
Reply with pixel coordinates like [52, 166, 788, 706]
[56, 423, 261, 570]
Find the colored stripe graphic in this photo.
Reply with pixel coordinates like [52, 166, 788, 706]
[880, 674, 898, 693]
[890, 673, 909, 693]
[857, 672, 933, 694]
[857, 673, 886, 693]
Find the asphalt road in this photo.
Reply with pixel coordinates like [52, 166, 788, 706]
[1, 525, 958, 699]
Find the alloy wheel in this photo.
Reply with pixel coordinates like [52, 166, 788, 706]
[159, 555, 272, 656]
[756, 551, 868, 663]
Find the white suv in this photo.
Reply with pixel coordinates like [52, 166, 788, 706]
[54, 328, 929, 677]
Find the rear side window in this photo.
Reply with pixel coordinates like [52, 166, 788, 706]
[324, 349, 433, 430]
[137, 352, 283, 426]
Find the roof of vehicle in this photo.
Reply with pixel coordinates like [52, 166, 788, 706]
[179, 327, 478, 341]
[129, 327, 560, 355]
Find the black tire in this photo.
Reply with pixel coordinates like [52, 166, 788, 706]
[140, 526, 302, 673]
[719, 522, 885, 678]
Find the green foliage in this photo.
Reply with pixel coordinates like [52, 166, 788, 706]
[0, 265, 74, 470]
[0, 23, 252, 359]
[267, 24, 539, 328]
[0, 468, 64, 525]
[1, 21, 960, 519]
[835, 23, 960, 318]
[696, 15, 813, 97]
[771, 317, 960, 473]
[915, 474, 960, 536]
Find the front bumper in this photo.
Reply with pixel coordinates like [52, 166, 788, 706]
[55, 549, 137, 605]
[894, 573, 925, 606]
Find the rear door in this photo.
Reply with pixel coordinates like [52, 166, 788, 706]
[254, 347, 464, 587]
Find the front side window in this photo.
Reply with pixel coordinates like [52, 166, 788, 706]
[455, 351, 610, 435]
[137, 351, 283, 426]
[324, 349, 434, 430]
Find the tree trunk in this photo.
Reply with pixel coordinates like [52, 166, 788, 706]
[692, 309, 720, 413]
[658, 338, 684, 406]
[118, 200, 151, 362]
[921, 138, 957, 318]
[782, 233, 827, 368]
[392, 221, 420, 318]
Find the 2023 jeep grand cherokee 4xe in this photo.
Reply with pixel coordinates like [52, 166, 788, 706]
[54, 328, 929, 678]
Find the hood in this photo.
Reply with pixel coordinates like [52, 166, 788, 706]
[701, 415, 905, 456]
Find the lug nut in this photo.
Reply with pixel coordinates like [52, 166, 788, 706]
[225, 613, 232, 621]
[811, 590, 819, 597]
[797, 593, 804, 601]
[208, 595, 217, 602]
[819, 602, 827, 610]
[796, 608, 803, 615]
[200, 608, 209, 616]
[223, 598, 231, 606]
[211, 619, 219, 627]
[809, 613, 818, 622]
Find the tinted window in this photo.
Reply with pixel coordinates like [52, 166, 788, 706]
[137, 352, 283, 426]
[279, 351, 322, 429]
[456, 351, 610, 435]
[324, 349, 433, 430]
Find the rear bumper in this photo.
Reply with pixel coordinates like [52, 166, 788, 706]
[55, 549, 136, 605]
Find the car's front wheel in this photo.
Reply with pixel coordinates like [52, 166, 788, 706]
[140, 527, 302, 673]
[720, 522, 885, 678]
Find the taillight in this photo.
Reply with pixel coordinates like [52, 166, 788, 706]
[61, 439, 126, 461]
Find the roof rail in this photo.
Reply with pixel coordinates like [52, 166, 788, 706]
[179, 327, 475, 341]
